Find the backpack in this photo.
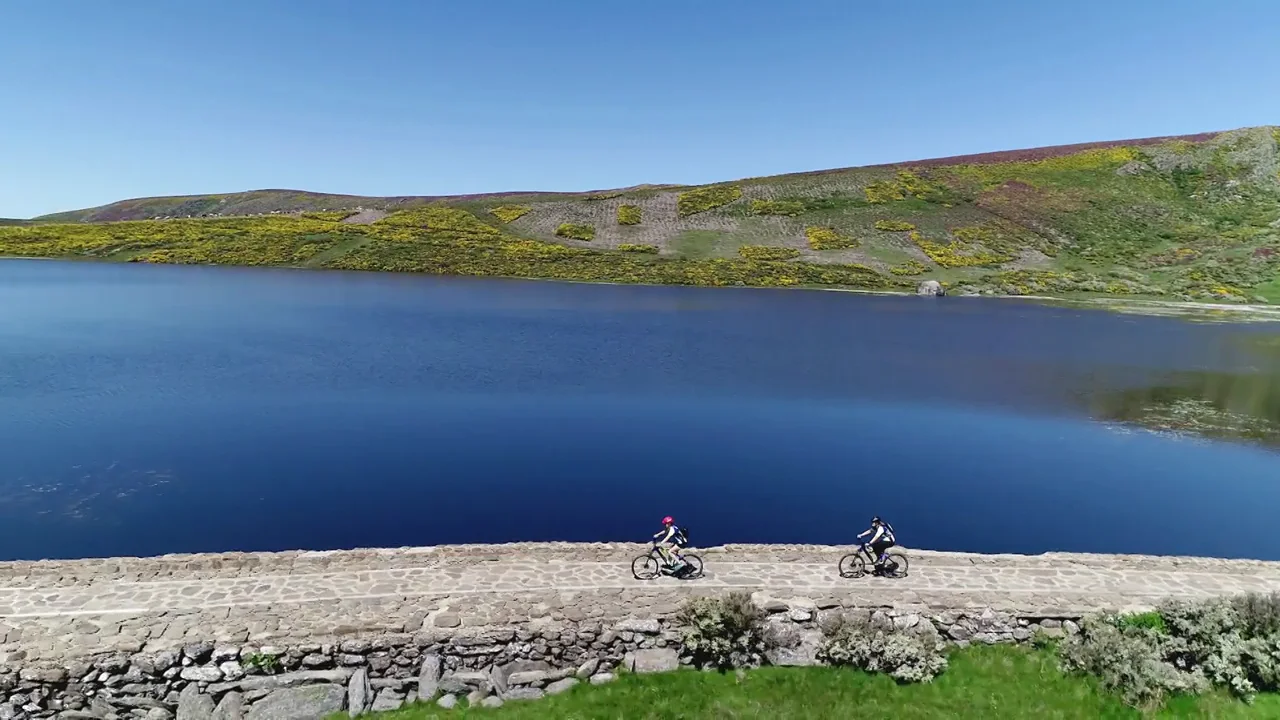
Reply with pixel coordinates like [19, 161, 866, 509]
[881, 521, 895, 542]
[675, 526, 689, 544]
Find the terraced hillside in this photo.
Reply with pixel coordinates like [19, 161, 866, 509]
[5, 126, 1280, 301]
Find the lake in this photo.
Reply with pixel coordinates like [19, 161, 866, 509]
[2, 259, 1279, 561]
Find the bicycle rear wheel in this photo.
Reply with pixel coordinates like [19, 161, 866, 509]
[677, 553, 704, 579]
[883, 552, 909, 578]
[838, 552, 867, 579]
[632, 554, 660, 580]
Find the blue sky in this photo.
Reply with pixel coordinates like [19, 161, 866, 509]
[2, 0, 1277, 218]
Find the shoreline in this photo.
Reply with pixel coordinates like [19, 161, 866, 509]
[3, 255, 1276, 322]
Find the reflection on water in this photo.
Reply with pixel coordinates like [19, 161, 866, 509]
[1090, 337, 1280, 446]
[0, 462, 175, 522]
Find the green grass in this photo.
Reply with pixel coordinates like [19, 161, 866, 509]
[358, 646, 1278, 719]
[669, 229, 752, 259]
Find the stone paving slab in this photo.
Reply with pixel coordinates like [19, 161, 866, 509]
[2, 544, 1279, 661]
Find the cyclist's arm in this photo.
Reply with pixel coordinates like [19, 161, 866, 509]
[657, 527, 675, 543]
[857, 528, 871, 539]
[870, 527, 885, 543]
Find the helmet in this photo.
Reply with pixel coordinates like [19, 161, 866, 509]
[662, 516, 674, 525]
[871, 516, 882, 525]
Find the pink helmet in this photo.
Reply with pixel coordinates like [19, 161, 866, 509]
[662, 516, 674, 525]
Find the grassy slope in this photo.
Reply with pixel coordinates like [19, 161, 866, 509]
[358, 646, 1277, 719]
[6, 126, 1280, 302]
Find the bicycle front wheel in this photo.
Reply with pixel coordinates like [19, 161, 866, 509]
[632, 554, 660, 580]
[838, 552, 866, 579]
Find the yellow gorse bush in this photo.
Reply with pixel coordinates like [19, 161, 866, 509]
[748, 199, 805, 217]
[889, 260, 927, 276]
[617, 205, 642, 226]
[805, 226, 858, 250]
[910, 231, 1009, 268]
[874, 220, 916, 232]
[490, 205, 532, 223]
[617, 243, 658, 253]
[738, 245, 800, 261]
[554, 223, 596, 241]
[677, 185, 743, 217]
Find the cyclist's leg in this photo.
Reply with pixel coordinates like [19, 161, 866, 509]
[658, 543, 675, 566]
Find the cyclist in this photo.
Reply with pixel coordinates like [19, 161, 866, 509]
[652, 516, 688, 573]
[857, 516, 897, 574]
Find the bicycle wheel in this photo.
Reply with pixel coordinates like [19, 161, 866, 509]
[883, 552, 909, 578]
[632, 554, 660, 580]
[838, 552, 866, 579]
[678, 553, 704, 579]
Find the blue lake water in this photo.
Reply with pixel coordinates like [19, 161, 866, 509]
[1, 259, 1278, 561]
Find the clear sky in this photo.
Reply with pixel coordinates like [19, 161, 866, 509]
[3, 0, 1278, 218]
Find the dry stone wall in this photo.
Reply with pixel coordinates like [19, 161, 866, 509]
[2, 542, 1279, 719]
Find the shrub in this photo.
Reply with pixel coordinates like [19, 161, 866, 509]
[676, 592, 771, 670]
[490, 205, 532, 223]
[555, 223, 595, 241]
[677, 185, 743, 217]
[1118, 611, 1168, 634]
[1234, 592, 1280, 638]
[805, 226, 858, 250]
[864, 180, 906, 204]
[874, 220, 916, 232]
[749, 199, 805, 217]
[889, 260, 927, 276]
[616, 205, 642, 226]
[241, 652, 282, 675]
[738, 245, 800, 261]
[1061, 594, 1280, 707]
[911, 231, 1008, 268]
[617, 243, 658, 254]
[817, 616, 947, 683]
[585, 192, 623, 201]
[1058, 614, 1207, 709]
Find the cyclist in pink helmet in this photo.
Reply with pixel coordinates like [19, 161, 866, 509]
[652, 516, 688, 573]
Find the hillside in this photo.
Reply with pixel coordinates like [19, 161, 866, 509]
[6, 126, 1280, 302]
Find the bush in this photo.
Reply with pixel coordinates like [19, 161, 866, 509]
[817, 616, 948, 683]
[555, 223, 596, 241]
[677, 185, 743, 217]
[889, 260, 927, 276]
[1061, 593, 1280, 707]
[749, 199, 805, 217]
[1118, 611, 1168, 634]
[1059, 614, 1207, 709]
[617, 205, 642, 226]
[911, 231, 1008, 268]
[617, 243, 658, 254]
[874, 220, 916, 232]
[738, 245, 800, 261]
[805, 226, 858, 250]
[676, 592, 771, 670]
[1234, 592, 1280, 638]
[490, 205, 532, 223]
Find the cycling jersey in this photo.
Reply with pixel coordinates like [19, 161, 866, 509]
[654, 525, 685, 546]
[869, 523, 895, 545]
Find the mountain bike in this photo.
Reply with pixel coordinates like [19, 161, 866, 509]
[632, 544, 704, 580]
[838, 544, 908, 579]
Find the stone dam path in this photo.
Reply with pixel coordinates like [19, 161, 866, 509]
[3, 543, 1280, 661]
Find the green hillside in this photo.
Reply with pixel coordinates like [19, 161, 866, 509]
[6, 126, 1280, 302]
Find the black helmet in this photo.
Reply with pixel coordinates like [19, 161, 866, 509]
[871, 516, 881, 525]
